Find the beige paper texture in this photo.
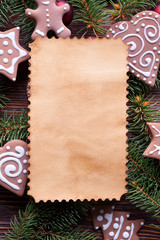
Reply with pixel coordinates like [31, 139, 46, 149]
[29, 38, 128, 202]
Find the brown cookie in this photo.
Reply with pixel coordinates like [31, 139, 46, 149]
[0, 27, 29, 81]
[143, 122, 160, 161]
[26, 0, 71, 40]
[106, 11, 160, 87]
[0, 140, 29, 196]
[92, 205, 144, 240]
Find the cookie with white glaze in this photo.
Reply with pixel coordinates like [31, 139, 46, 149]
[143, 122, 160, 161]
[92, 205, 144, 240]
[0, 27, 29, 81]
[0, 140, 29, 196]
[26, 0, 71, 40]
[106, 11, 160, 87]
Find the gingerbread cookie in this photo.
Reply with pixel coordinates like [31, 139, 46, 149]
[0, 140, 29, 196]
[26, 0, 71, 40]
[92, 205, 144, 240]
[0, 27, 29, 81]
[143, 122, 160, 161]
[106, 11, 160, 87]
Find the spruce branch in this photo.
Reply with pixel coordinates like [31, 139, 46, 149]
[68, 0, 109, 36]
[107, 0, 156, 21]
[0, 109, 29, 145]
[5, 199, 97, 240]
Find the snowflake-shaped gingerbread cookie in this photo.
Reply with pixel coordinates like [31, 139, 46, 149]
[26, 0, 71, 40]
[0, 27, 29, 81]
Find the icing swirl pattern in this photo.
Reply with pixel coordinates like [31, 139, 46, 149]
[106, 11, 160, 87]
[0, 140, 29, 196]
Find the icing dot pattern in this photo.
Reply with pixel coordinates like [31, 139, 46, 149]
[92, 205, 145, 240]
[106, 11, 160, 87]
[0, 28, 29, 81]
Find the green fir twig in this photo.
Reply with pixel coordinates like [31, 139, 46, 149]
[0, 110, 29, 145]
[5, 199, 97, 240]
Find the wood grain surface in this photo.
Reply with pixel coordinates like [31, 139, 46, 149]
[0, 19, 160, 240]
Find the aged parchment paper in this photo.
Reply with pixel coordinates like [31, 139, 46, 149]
[29, 38, 128, 202]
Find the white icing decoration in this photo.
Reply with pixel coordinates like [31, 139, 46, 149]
[149, 12, 152, 16]
[95, 226, 98, 230]
[149, 139, 159, 154]
[12, 78, 16, 81]
[115, 217, 119, 222]
[136, 28, 140, 32]
[64, 7, 67, 11]
[158, 51, 160, 54]
[129, 42, 137, 51]
[46, 14, 49, 17]
[148, 81, 152, 84]
[112, 206, 115, 209]
[131, 20, 134, 23]
[47, 24, 50, 27]
[17, 179, 22, 184]
[110, 28, 112, 31]
[103, 213, 113, 231]
[123, 231, 129, 239]
[6, 146, 10, 150]
[115, 25, 118, 28]
[143, 78, 146, 81]
[136, 15, 139, 18]
[129, 51, 155, 77]
[113, 223, 119, 229]
[8, 49, 13, 55]
[97, 215, 103, 221]
[141, 222, 144, 225]
[143, 13, 146, 16]
[133, 17, 160, 43]
[114, 22, 128, 39]
[123, 34, 144, 57]
[126, 226, 131, 231]
[126, 214, 130, 218]
[0, 50, 4, 55]
[35, 30, 45, 37]
[133, 60, 136, 64]
[154, 66, 157, 70]
[141, 23, 145, 27]
[132, 70, 134, 73]
[153, 47, 157, 51]
[152, 74, 155, 77]
[114, 215, 124, 239]
[156, 58, 159, 62]
[137, 74, 140, 77]
[152, 125, 160, 137]
[0, 146, 25, 190]
[28, 12, 31, 15]
[46, 9, 49, 12]
[112, 30, 115, 34]
[155, 15, 158, 19]
[3, 40, 8, 46]
[0, 31, 27, 75]
[23, 170, 27, 174]
[57, 27, 65, 34]
[3, 58, 8, 64]
[128, 223, 134, 240]
[47, 19, 50, 22]
[109, 231, 114, 237]
[42, 1, 50, 5]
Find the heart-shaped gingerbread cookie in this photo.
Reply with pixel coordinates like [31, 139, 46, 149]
[0, 140, 29, 196]
[106, 11, 160, 87]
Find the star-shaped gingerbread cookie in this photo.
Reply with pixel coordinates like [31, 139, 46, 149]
[0, 27, 29, 81]
[143, 122, 160, 161]
[26, 0, 71, 40]
[106, 11, 160, 87]
[0, 140, 29, 196]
